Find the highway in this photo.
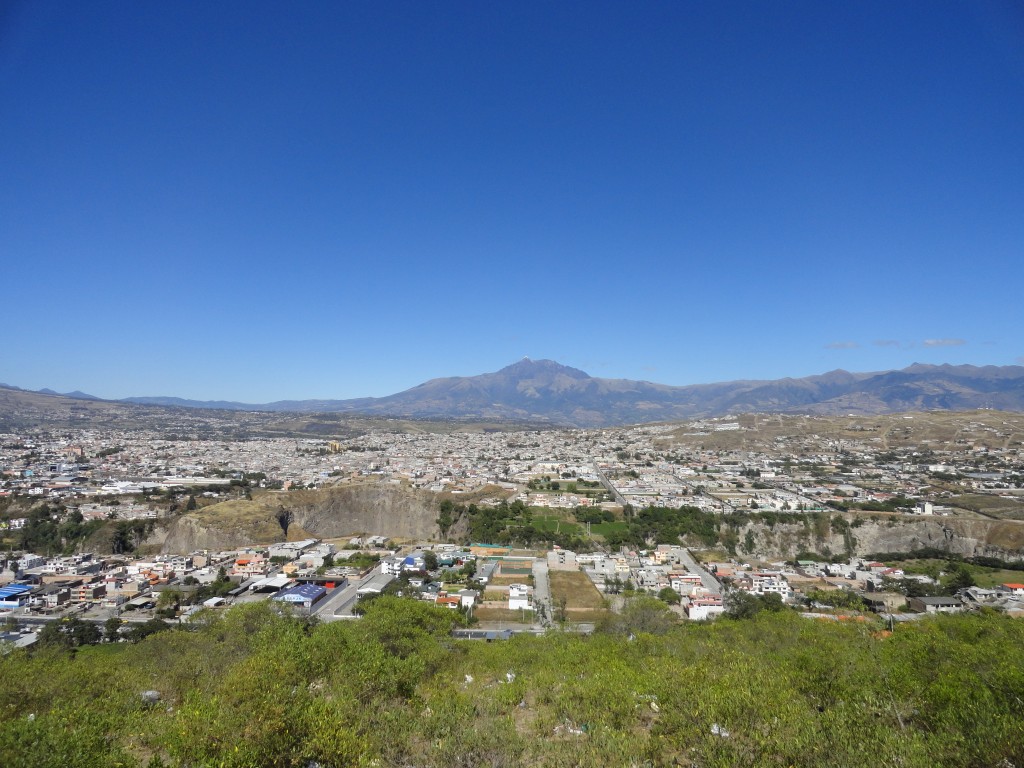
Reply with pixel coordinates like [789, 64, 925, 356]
[591, 456, 628, 506]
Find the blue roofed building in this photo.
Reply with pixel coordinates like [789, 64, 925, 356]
[272, 583, 326, 610]
[0, 584, 33, 611]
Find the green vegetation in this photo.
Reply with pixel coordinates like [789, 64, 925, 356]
[827, 495, 916, 513]
[7, 503, 154, 556]
[2, 601, 1022, 766]
[867, 548, 1024, 591]
[603, 505, 722, 549]
[442, 499, 595, 550]
[805, 588, 868, 611]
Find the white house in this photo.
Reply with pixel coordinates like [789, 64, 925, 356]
[508, 583, 534, 611]
[687, 596, 725, 621]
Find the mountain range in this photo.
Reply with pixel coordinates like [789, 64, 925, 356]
[14, 358, 1022, 428]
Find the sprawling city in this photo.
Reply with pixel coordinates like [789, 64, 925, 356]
[4, 401, 1024, 630]
[4, 1, 1023, 766]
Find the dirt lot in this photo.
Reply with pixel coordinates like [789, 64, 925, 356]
[548, 569, 609, 623]
[473, 605, 534, 624]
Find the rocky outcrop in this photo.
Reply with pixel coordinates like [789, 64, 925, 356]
[286, 482, 440, 541]
[737, 515, 1024, 561]
[152, 515, 259, 554]
[151, 480, 442, 553]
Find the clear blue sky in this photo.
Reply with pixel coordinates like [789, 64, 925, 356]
[2, 1, 1023, 402]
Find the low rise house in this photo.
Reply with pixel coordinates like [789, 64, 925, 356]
[41, 584, 72, 609]
[435, 594, 461, 610]
[231, 556, 269, 578]
[508, 583, 534, 611]
[687, 595, 725, 621]
[74, 581, 106, 603]
[741, 571, 792, 601]
[908, 595, 963, 614]
[862, 592, 907, 613]
[669, 572, 703, 595]
[475, 561, 498, 585]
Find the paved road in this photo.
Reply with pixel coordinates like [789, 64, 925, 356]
[591, 457, 627, 506]
[313, 566, 382, 620]
[674, 547, 723, 594]
[532, 558, 553, 627]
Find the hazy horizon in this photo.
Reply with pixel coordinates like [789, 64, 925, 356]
[3, 2, 1022, 400]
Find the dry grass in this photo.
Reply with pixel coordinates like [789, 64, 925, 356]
[549, 570, 606, 611]
[473, 606, 534, 624]
[985, 521, 1024, 550]
[952, 494, 1024, 521]
[661, 410, 1024, 453]
[488, 575, 530, 586]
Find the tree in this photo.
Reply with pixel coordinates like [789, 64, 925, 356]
[275, 506, 294, 538]
[742, 530, 756, 554]
[157, 588, 182, 617]
[657, 586, 681, 605]
[423, 551, 438, 571]
[186, 494, 197, 511]
[38, 617, 101, 649]
[598, 595, 675, 635]
[555, 595, 568, 624]
[724, 589, 763, 619]
[944, 563, 976, 594]
[104, 616, 123, 643]
[125, 618, 171, 643]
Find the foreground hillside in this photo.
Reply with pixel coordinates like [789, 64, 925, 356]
[2, 600, 1022, 767]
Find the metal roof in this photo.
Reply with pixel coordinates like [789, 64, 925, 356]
[273, 583, 326, 602]
[0, 584, 32, 600]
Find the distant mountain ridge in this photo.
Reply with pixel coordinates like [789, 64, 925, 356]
[118, 358, 1024, 427]
[9, 359, 1024, 427]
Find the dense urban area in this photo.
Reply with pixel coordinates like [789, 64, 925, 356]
[3, 409, 1024, 766]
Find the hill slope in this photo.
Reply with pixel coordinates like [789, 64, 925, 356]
[223, 359, 1024, 426]
[10, 359, 1024, 428]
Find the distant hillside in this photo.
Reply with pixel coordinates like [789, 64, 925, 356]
[8, 359, 1024, 427]
[349, 360, 1024, 426]
[125, 359, 1024, 426]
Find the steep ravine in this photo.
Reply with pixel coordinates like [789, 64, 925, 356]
[147, 482, 1024, 561]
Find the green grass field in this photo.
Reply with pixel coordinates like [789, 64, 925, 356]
[530, 515, 582, 535]
[588, 520, 629, 536]
[889, 558, 1024, 589]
